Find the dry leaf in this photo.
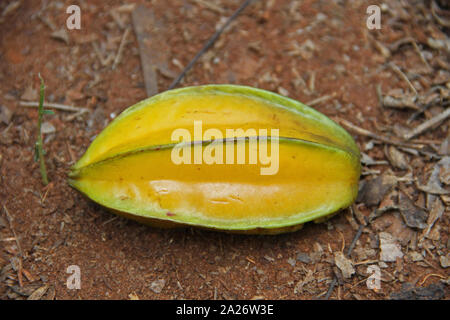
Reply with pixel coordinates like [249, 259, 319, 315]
[27, 285, 49, 300]
[334, 251, 355, 279]
[0, 105, 13, 124]
[385, 146, 409, 170]
[357, 174, 397, 206]
[398, 192, 428, 229]
[379, 232, 404, 262]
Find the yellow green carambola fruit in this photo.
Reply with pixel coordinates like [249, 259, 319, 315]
[69, 85, 361, 234]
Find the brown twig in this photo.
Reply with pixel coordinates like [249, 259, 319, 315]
[306, 93, 336, 106]
[419, 273, 446, 286]
[192, 0, 226, 14]
[354, 259, 379, 266]
[411, 40, 431, 70]
[387, 37, 432, 71]
[376, 84, 383, 108]
[19, 101, 89, 113]
[334, 118, 423, 149]
[3, 205, 24, 258]
[92, 41, 114, 67]
[168, 0, 253, 90]
[66, 141, 76, 164]
[112, 27, 131, 70]
[403, 108, 450, 140]
[41, 183, 53, 204]
[431, 1, 450, 27]
[389, 62, 418, 97]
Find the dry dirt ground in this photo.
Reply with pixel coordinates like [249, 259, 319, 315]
[0, 0, 449, 300]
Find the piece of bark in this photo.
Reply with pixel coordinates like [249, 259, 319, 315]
[398, 192, 428, 229]
[132, 6, 175, 97]
[357, 174, 397, 206]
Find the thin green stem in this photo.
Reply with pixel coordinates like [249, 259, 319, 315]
[36, 73, 49, 185]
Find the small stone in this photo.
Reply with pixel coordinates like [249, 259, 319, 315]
[51, 29, 70, 44]
[277, 86, 289, 96]
[287, 257, 296, 267]
[407, 251, 423, 262]
[334, 251, 355, 279]
[440, 254, 450, 268]
[149, 279, 165, 294]
[364, 141, 374, 151]
[316, 13, 327, 22]
[379, 232, 403, 262]
[296, 252, 311, 264]
[0, 105, 13, 124]
[41, 122, 55, 134]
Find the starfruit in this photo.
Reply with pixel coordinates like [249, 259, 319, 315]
[69, 85, 360, 234]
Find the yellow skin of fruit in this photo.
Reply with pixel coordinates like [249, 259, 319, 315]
[69, 85, 361, 234]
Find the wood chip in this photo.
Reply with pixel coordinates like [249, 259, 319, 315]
[403, 108, 450, 140]
[398, 192, 428, 229]
[379, 232, 403, 262]
[385, 145, 409, 169]
[357, 174, 397, 206]
[0, 105, 13, 124]
[132, 6, 174, 96]
[334, 251, 355, 279]
[27, 285, 49, 300]
[382, 95, 419, 110]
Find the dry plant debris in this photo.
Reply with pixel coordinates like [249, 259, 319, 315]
[0, 0, 448, 300]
